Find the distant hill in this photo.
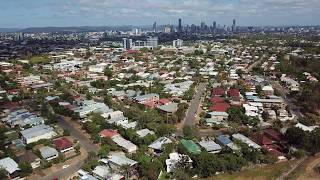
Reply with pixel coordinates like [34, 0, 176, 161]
[19, 26, 134, 33]
[0, 28, 22, 33]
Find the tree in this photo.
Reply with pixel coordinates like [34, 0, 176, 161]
[183, 125, 197, 139]
[104, 68, 113, 78]
[0, 168, 8, 179]
[19, 162, 33, 177]
[120, 164, 131, 180]
[98, 145, 110, 158]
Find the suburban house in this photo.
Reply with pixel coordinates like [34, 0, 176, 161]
[39, 146, 59, 161]
[92, 165, 124, 180]
[165, 152, 192, 173]
[216, 134, 239, 151]
[181, 139, 201, 155]
[148, 137, 173, 155]
[77, 169, 99, 180]
[53, 137, 74, 154]
[198, 139, 222, 154]
[232, 133, 261, 149]
[0, 157, 20, 179]
[17, 150, 41, 169]
[157, 102, 178, 114]
[136, 129, 155, 138]
[20, 124, 57, 144]
[133, 93, 159, 104]
[112, 136, 138, 153]
[99, 129, 120, 139]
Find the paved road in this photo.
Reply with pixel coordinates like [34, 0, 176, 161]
[184, 82, 207, 127]
[40, 116, 98, 180]
[57, 116, 98, 152]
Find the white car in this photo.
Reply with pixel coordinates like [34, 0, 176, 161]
[62, 165, 70, 169]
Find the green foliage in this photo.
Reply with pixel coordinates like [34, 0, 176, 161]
[285, 127, 320, 154]
[0, 168, 7, 179]
[104, 68, 113, 78]
[98, 145, 110, 158]
[183, 125, 197, 139]
[30, 55, 51, 64]
[19, 162, 33, 177]
[228, 107, 258, 126]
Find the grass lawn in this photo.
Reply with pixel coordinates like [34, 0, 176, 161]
[200, 160, 297, 180]
[30, 55, 50, 64]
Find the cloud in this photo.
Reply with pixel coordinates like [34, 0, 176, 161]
[0, 0, 319, 27]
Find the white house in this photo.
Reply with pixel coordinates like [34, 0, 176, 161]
[20, 124, 57, 144]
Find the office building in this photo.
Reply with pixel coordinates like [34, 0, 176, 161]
[153, 22, 157, 33]
[164, 25, 172, 33]
[146, 36, 158, 48]
[178, 18, 182, 32]
[173, 39, 183, 48]
[232, 19, 236, 32]
[213, 21, 217, 34]
[123, 38, 133, 50]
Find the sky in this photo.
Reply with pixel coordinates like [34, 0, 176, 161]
[0, 0, 319, 28]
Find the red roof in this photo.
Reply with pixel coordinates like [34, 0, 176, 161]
[1, 102, 19, 110]
[210, 97, 225, 103]
[158, 98, 171, 105]
[263, 129, 283, 142]
[53, 137, 73, 150]
[228, 89, 240, 97]
[252, 133, 273, 145]
[210, 103, 230, 112]
[143, 101, 157, 108]
[212, 87, 225, 96]
[127, 50, 140, 54]
[263, 144, 284, 157]
[99, 129, 119, 138]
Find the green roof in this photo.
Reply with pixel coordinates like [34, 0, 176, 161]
[181, 139, 201, 154]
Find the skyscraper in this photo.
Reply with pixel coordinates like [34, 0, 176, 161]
[232, 19, 236, 32]
[212, 21, 217, 34]
[153, 22, 157, 33]
[178, 18, 182, 32]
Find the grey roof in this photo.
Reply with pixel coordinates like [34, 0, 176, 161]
[0, 157, 20, 174]
[20, 124, 56, 140]
[107, 154, 138, 166]
[148, 137, 172, 150]
[232, 133, 261, 149]
[157, 103, 178, 113]
[39, 146, 58, 159]
[199, 140, 222, 152]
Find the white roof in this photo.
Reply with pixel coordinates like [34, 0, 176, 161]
[136, 129, 155, 138]
[262, 85, 274, 91]
[295, 123, 318, 132]
[107, 154, 138, 167]
[232, 133, 261, 149]
[208, 111, 229, 117]
[112, 136, 137, 152]
[148, 137, 172, 150]
[0, 157, 20, 174]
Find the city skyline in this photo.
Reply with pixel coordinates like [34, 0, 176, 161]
[0, 0, 320, 28]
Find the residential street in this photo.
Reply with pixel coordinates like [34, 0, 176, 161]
[38, 116, 98, 180]
[184, 82, 207, 127]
